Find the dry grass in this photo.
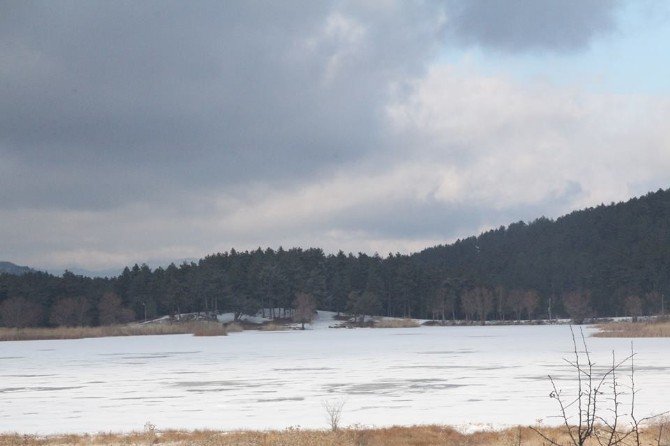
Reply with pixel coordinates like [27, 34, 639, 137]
[1, 424, 668, 446]
[0, 321, 228, 342]
[223, 322, 244, 333]
[374, 318, 420, 328]
[191, 322, 228, 337]
[594, 321, 670, 337]
[259, 322, 290, 331]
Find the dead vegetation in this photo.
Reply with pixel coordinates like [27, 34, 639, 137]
[191, 322, 228, 337]
[530, 327, 668, 446]
[374, 318, 420, 328]
[323, 399, 346, 431]
[259, 322, 290, 331]
[223, 322, 244, 333]
[327, 316, 420, 329]
[0, 424, 667, 446]
[0, 321, 228, 341]
[594, 321, 670, 338]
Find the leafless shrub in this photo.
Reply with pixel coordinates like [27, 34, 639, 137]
[143, 421, 157, 445]
[323, 398, 345, 431]
[531, 326, 668, 446]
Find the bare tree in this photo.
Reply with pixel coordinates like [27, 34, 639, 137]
[431, 286, 448, 322]
[0, 297, 44, 328]
[563, 291, 592, 324]
[347, 290, 381, 324]
[460, 289, 477, 322]
[507, 289, 526, 322]
[522, 290, 539, 321]
[624, 295, 643, 322]
[462, 287, 493, 325]
[292, 292, 316, 330]
[431, 281, 459, 323]
[98, 292, 135, 325]
[323, 398, 345, 431]
[494, 285, 507, 321]
[531, 327, 668, 446]
[644, 291, 664, 317]
[505, 289, 538, 322]
[49, 296, 91, 327]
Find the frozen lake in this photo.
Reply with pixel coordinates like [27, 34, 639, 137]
[1, 321, 670, 434]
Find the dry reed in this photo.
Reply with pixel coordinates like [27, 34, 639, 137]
[594, 321, 670, 337]
[374, 318, 420, 328]
[0, 321, 227, 342]
[191, 322, 228, 337]
[223, 322, 244, 333]
[259, 322, 290, 331]
[0, 424, 667, 446]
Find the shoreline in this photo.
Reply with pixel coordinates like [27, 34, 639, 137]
[1, 315, 667, 342]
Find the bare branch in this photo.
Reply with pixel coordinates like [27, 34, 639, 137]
[532, 326, 668, 446]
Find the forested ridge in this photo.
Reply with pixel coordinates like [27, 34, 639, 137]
[1, 188, 669, 328]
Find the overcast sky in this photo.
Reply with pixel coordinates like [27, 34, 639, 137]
[2, 0, 670, 273]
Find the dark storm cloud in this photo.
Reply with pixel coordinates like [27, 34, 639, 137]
[0, 0, 627, 212]
[0, 1, 444, 210]
[447, 0, 622, 52]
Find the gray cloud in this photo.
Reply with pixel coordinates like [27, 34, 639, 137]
[447, 0, 622, 52]
[1, 1, 668, 271]
[0, 1, 445, 210]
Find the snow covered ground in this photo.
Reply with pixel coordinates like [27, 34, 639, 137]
[1, 322, 669, 434]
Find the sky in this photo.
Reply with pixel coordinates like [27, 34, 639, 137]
[2, 0, 670, 274]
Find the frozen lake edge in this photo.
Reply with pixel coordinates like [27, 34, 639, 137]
[1, 323, 669, 434]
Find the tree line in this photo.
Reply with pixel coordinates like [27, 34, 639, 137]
[1, 188, 670, 328]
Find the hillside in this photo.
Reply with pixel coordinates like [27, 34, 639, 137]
[0, 261, 34, 276]
[1, 189, 670, 327]
[415, 188, 670, 315]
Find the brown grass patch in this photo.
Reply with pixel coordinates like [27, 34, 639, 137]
[223, 322, 244, 333]
[259, 322, 290, 331]
[374, 318, 420, 328]
[1, 424, 668, 446]
[594, 321, 670, 337]
[0, 321, 227, 342]
[192, 322, 228, 337]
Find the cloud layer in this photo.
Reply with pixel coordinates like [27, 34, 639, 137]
[0, 1, 444, 210]
[447, 0, 621, 52]
[1, 1, 668, 270]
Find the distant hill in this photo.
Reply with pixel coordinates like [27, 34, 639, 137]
[0, 261, 34, 276]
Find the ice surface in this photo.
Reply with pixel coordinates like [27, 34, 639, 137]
[1, 323, 669, 434]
